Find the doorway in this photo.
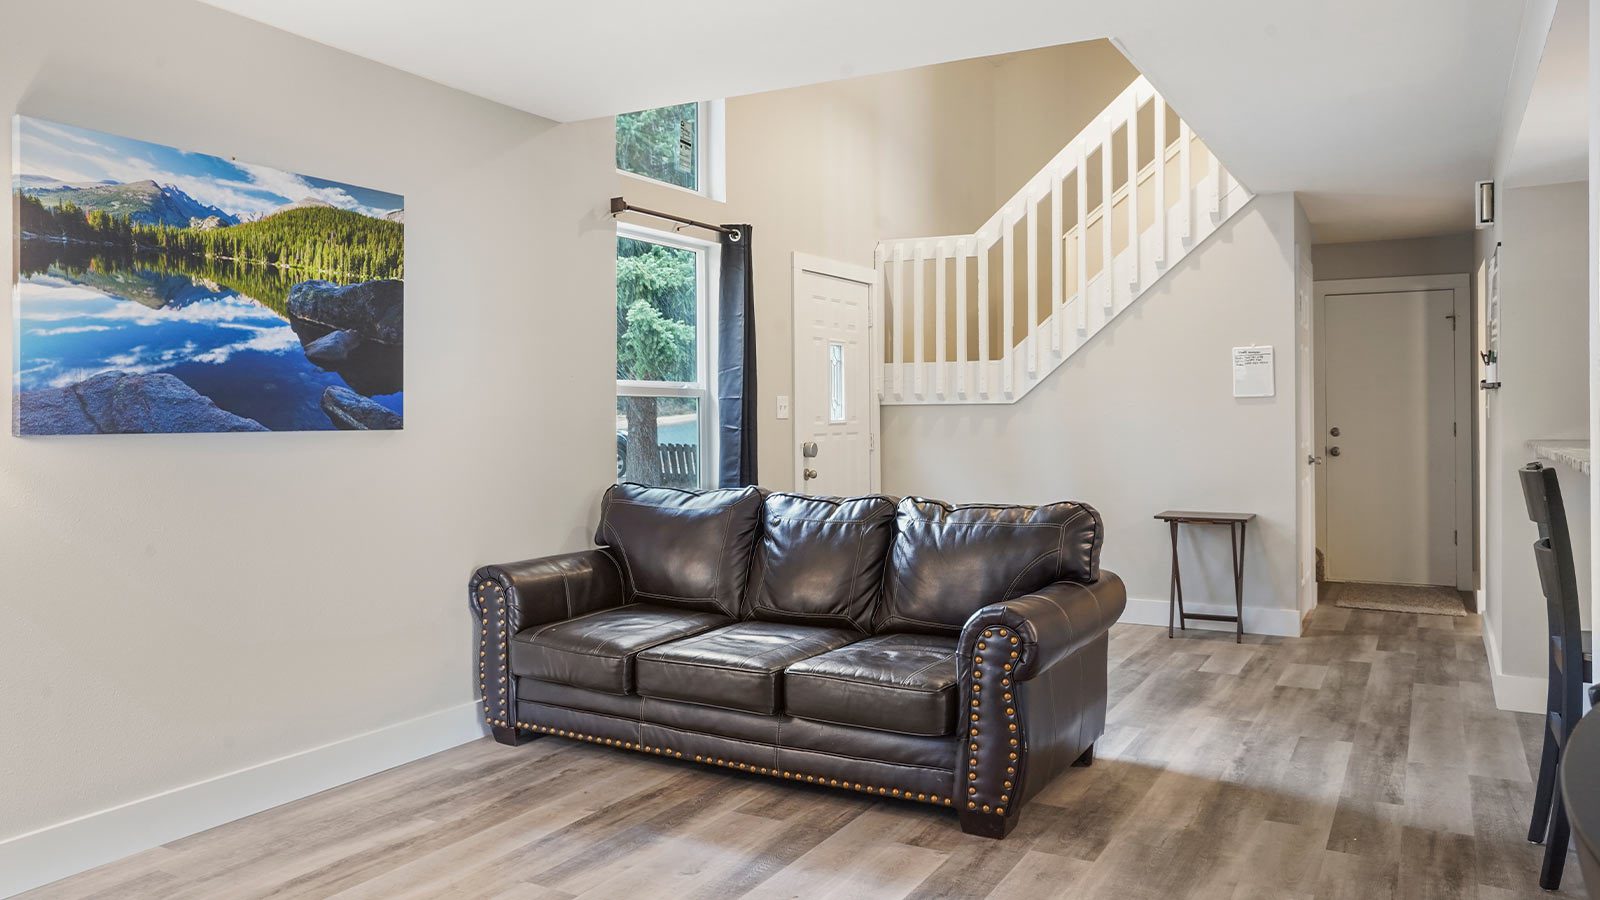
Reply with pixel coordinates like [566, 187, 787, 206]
[791, 253, 880, 496]
[1314, 275, 1474, 597]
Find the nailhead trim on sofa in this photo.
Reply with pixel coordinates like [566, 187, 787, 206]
[472, 578, 513, 729]
[516, 721, 955, 808]
[965, 627, 1021, 816]
[476, 578, 954, 809]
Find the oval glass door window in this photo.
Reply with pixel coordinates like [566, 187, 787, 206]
[828, 341, 846, 423]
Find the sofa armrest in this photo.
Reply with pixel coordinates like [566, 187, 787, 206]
[955, 572, 1126, 836]
[957, 573, 1127, 682]
[468, 549, 625, 731]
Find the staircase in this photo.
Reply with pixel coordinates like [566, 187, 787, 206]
[875, 75, 1253, 405]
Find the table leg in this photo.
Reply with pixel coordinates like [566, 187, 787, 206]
[1173, 522, 1186, 633]
[1232, 521, 1247, 644]
[1168, 521, 1179, 638]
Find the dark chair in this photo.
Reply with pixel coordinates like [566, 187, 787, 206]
[1522, 462, 1592, 890]
[1560, 712, 1600, 900]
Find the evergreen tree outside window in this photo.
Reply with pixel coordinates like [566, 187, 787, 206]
[615, 101, 723, 198]
[615, 227, 717, 488]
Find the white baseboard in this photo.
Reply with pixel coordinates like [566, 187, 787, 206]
[0, 701, 487, 898]
[1119, 596, 1303, 638]
[1482, 622, 1546, 714]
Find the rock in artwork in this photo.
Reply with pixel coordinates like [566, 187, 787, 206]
[11, 116, 405, 435]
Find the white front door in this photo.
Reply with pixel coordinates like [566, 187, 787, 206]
[1323, 289, 1457, 586]
[793, 255, 877, 496]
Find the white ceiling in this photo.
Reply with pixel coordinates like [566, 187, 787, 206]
[199, 0, 1530, 243]
[1506, 0, 1588, 187]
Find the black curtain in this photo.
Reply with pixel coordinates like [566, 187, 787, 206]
[717, 225, 757, 487]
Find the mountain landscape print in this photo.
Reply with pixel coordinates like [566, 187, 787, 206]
[11, 116, 404, 435]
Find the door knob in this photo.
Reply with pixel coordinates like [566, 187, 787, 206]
[803, 468, 818, 480]
[1329, 446, 1341, 457]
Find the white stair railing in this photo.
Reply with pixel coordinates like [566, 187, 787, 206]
[876, 76, 1252, 405]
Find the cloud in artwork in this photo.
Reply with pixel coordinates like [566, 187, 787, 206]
[227, 162, 388, 218]
[22, 297, 284, 328]
[43, 322, 300, 388]
[29, 325, 116, 336]
[15, 117, 402, 220]
[189, 325, 300, 364]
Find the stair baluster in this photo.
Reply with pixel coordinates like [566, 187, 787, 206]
[876, 76, 1250, 406]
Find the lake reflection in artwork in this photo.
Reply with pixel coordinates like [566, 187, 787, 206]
[12, 116, 404, 435]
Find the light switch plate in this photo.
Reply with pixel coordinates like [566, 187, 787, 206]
[775, 395, 790, 419]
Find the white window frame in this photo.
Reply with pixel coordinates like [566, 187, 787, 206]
[617, 99, 726, 202]
[616, 222, 721, 488]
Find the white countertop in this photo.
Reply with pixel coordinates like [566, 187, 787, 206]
[1528, 439, 1591, 476]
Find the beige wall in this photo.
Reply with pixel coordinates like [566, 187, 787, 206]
[614, 42, 1135, 490]
[1312, 233, 1476, 281]
[0, 0, 616, 889]
[1476, 181, 1591, 688]
[881, 193, 1303, 635]
[988, 42, 1141, 209]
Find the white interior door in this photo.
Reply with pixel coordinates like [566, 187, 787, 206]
[793, 256, 876, 496]
[1323, 289, 1457, 586]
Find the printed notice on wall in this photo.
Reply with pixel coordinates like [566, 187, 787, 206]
[1232, 346, 1274, 398]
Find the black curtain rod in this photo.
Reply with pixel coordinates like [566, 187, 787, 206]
[610, 197, 738, 238]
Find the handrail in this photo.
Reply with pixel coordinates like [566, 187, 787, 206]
[875, 74, 1250, 406]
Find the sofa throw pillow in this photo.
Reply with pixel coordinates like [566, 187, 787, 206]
[595, 483, 763, 618]
[876, 496, 1103, 635]
[745, 492, 897, 633]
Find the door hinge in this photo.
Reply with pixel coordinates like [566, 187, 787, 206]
[1452, 421, 1457, 437]
[868, 432, 876, 451]
[1454, 530, 1458, 546]
[1446, 313, 1457, 330]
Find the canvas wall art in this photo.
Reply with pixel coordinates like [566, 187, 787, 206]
[11, 116, 404, 435]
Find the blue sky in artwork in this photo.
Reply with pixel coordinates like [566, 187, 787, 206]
[13, 116, 403, 220]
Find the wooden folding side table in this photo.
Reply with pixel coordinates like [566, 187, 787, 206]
[1154, 510, 1255, 643]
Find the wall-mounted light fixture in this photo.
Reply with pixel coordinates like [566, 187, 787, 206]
[1474, 180, 1496, 229]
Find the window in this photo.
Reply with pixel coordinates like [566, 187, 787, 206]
[828, 341, 846, 423]
[615, 225, 717, 488]
[616, 101, 725, 199]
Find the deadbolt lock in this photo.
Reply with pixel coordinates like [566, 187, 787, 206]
[801, 442, 819, 458]
[1329, 426, 1341, 437]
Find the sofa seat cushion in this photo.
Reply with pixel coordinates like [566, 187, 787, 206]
[635, 621, 858, 714]
[783, 634, 959, 736]
[510, 604, 731, 695]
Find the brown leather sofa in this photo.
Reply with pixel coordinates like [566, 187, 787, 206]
[469, 484, 1126, 838]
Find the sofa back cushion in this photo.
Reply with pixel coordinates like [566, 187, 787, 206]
[876, 497, 1103, 635]
[595, 483, 763, 618]
[745, 492, 897, 634]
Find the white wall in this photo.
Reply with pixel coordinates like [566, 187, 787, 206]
[0, 0, 616, 892]
[1294, 200, 1318, 618]
[880, 193, 1304, 636]
[1589, 0, 1600, 688]
[1476, 180, 1591, 709]
[1311, 234, 1475, 281]
[616, 42, 1136, 490]
[987, 42, 1141, 210]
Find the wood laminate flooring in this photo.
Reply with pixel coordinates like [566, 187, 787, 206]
[23, 606, 1583, 899]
